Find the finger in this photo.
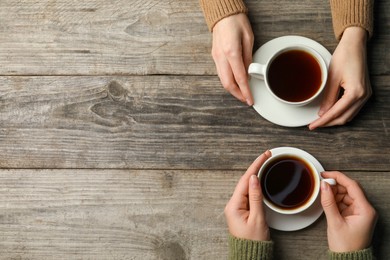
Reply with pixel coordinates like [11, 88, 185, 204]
[226, 49, 253, 106]
[241, 33, 254, 105]
[335, 193, 347, 203]
[341, 194, 354, 205]
[321, 180, 343, 227]
[321, 171, 368, 202]
[242, 32, 254, 70]
[232, 150, 272, 199]
[214, 55, 246, 102]
[309, 94, 355, 130]
[320, 98, 367, 127]
[323, 78, 371, 127]
[240, 15, 254, 70]
[320, 98, 365, 127]
[340, 205, 356, 217]
[246, 150, 272, 176]
[335, 185, 348, 195]
[228, 151, 272, 211]
[318, 64, 342, 116]
[309, 79, 372, 129]
[338, 202, 349, 213]
[248, 175, 265, 220]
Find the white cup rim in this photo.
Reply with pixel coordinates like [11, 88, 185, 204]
[257, 153, 320, 215]
[249, 45, 328, 106]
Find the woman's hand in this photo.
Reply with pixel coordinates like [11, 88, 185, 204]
[309, 27, 372, 130]
[224, 150, 272, 241]
[320, 171, 377, 252]
[212, 13, 254, 106]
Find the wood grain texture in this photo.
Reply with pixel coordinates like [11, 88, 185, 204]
[0, 169, 387, 259]
[0, 0, 388, 76]
[248, 0, 390, 77]
[0, 75, 388, 170]
[0, 0, 389, 259]
[0, 0, 211, 76]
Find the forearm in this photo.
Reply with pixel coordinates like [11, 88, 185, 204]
[199, 0, 247, 31]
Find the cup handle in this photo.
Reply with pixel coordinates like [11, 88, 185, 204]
[322, 178, 336, 186]
[248, 63, 266, 80]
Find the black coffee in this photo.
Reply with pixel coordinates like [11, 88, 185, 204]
[260, 156, 315, 209]
[268, 50, 322, 102]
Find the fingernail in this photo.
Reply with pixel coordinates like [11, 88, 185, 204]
[321, 180, 329, 191]
[250, 175, 259, 187]
[246, 99, 253, 106]
[318, 106, 328, 116]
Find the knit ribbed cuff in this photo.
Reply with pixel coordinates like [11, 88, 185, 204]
[199, 0, 247, 31]
[329, 247, 374, 260]
[228, 235, 273, 260]
[330, 0, 374, 40]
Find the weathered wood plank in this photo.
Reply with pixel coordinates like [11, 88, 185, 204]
[0, 0, 388, 76]
[0, 170, 387, 259]
[0, 1, 387, 259]
[0, 75, 388, 170]
[0, 0, 211, 76]
[248, 0, 390, 76]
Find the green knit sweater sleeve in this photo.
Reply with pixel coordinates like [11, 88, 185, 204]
[228, 234, 374, 260]
[228, 235, 274, 260]
[329, 247, 375, 260]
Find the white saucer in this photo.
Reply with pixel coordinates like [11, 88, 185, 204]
[264, 147, 325, 231]
[249, 36, 332, 127]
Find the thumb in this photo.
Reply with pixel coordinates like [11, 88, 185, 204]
[320, 181, 342, 227]
[248, 175, 265, 219]
[318, 66, 340, 116]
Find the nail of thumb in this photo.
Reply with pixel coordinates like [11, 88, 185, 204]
[250, 175, 260, 189]
[249, 175, 263, 209]
[320, 181, 341, 225]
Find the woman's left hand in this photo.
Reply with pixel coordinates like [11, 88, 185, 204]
[309, 27, 372, 130]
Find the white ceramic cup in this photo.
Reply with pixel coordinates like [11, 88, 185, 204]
[258, 152, 336, 215]
[248, 45, 328, 106]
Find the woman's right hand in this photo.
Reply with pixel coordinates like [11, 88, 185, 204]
[320, 171, 378, 252]
[212, 13, 254, 106]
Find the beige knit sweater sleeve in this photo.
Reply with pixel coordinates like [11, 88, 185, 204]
[330, 0, 374, 40]
[199, 0, 247, 31]
[199, 0, 374, 40]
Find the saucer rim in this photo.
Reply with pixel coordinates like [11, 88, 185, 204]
[249, 35, 332, 127]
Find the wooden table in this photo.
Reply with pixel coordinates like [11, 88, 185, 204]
[0, 0, 388, 259]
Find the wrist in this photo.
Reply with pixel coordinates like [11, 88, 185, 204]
[200, 0, 247, 32]
[341, 27, 367, 45]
